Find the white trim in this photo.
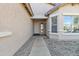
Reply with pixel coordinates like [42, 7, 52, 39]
[49, 17, 51, 34]
[49, 13, 59, 17]
[49, 13, 59, 34]
[63, 14, 79, 34]
[49, 15, 58, 34]
[50, 33, 59, 35]
[63, 13, 79, 15]
[50, 33, 79, 35]
[62, 33, 79, 35]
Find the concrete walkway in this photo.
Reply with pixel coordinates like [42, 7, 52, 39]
[29, 36, 50, 56]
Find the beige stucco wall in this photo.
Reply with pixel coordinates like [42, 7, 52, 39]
[33, 20, 40, 34]
[45, 19, 49, 36]
[0, 4, 33, 55]
[59, 4, 79, 14]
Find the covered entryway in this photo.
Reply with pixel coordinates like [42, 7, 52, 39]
[31, 16, 48, 36]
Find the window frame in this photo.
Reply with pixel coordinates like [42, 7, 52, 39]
[63, 15, 79, 33]
[51, 16, 58, 33]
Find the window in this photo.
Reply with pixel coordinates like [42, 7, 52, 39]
[64, 16, 79, 33]
[51, 16, 57, 33]
[40, 23, 44, 33]
[64, 16, 72, 33]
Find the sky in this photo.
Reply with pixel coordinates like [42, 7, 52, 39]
[64, 16, 72, 25]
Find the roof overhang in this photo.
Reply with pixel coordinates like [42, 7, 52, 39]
[48, 3, 56, 6]
[22, 3, 34, 16]
[45, 3, 64, 16]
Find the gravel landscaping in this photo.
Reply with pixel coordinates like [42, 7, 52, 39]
[13, 36, 35, 56]
[44, 37, 79, 56]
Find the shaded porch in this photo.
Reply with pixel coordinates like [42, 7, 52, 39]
[31, 16, 48, 36]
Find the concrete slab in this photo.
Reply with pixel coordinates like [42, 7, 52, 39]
[29, 37, 50, 56]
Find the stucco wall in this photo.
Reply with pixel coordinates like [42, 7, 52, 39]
[0, 4, 33, 55]
[33, 20, 40, 34]
[46, 19, 49, 36]
[59, 4, 79, 14]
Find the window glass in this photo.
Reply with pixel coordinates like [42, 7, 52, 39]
[64, 16, 79, 33]
[51, 16, 57, 33]
[72, 16, 79, 33]
[64, 16, 72, 33]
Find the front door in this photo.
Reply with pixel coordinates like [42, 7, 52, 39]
[40, 23, 46, 35]
[33, 20, 47, 35]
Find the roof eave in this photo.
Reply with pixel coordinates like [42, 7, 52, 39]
[22, 3, 34, 16]
[45, 3, 65, 16]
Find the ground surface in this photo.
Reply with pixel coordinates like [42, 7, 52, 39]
[14, 36, 50, 56]
[14, 36, 79, 56]
[29, 36, 50, 56]
[14, 37, 35, 56]
[44, 37, 79, 56]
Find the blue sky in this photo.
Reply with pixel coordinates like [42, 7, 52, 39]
[64, 16, 72, 25]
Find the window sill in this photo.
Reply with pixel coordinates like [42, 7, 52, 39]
[50, 33, 58, 35]
[62, 33, 79, 35]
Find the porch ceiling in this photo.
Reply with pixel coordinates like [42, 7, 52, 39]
[30, 3, 53, 16]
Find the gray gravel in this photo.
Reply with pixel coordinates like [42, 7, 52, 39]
[44, 37, 79, 56]
[13, 36, 35, 56]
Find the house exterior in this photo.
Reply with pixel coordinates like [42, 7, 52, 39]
[46, 3, 79, 40]
[0, 3, 79, 56]
[0, 3, 52, 56]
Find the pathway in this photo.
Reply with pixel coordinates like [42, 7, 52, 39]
[29, 36, 50, 56]
[14, 36, 50, 56]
